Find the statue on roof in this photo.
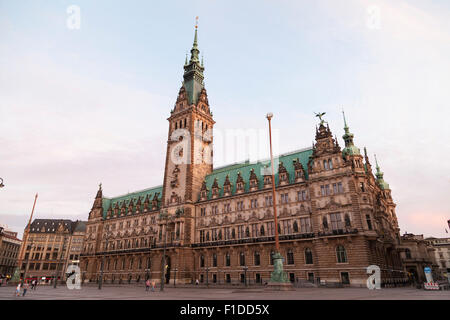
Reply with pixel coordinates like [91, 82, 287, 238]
[314, 112, 326, 126]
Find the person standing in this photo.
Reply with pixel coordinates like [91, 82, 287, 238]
[145, 279, 150, 292]
[15, 283, 21, 297]
[151, 280, 155, 292]
[22, 282, 29, 297]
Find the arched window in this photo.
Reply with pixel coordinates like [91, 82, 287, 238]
[184, 118, 187, 128]
[305, 248, 313, 264]
[254, 251, 260, 266]
[344, 214, 351, 227]
[336, 245, 347, 263]
[260, 225, 265, 236]
[293, 221, 299, 233]
[239, 252, 245, 266]
[287, 249, 294, 265]
[270, 250, 275, 265]
[323, 160, 328, 170]
[245, 226, 250, 238]
[213, 253, 217, 267]
[200, 255, 205, 268]
[328, 159, 333, 170]
[225, 252, 230, 266]
[146, 257, 151, 269]
[405, 249, 412, 259]
[322, 217, 328, 229]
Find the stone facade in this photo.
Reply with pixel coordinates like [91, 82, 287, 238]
[425, 237, 450, 280]
[398, 233, 438, 283]
[17, 219, 86, 283]
[80, 28, 406, 287]
[0, 227, 21, 278]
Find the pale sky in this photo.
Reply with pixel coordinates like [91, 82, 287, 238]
[0, 0, 449, 239]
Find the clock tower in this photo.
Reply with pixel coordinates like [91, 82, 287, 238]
[160, 26, 215, 245]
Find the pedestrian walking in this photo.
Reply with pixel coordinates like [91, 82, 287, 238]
[23, 282, 29, 296]
[195, 279, 199, 286]
[151, 280, 155, 292]
[15, 283, 21, 297]
[145, 279, 150, 292]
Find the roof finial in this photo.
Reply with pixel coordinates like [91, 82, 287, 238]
[342, 109, 349, 130]
[99, 182, 102, 190]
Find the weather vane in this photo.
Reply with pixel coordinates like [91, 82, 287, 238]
[314, 112, 326, 125]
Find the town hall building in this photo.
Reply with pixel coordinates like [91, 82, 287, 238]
[80, 27, 405, 287]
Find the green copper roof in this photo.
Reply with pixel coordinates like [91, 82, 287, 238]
[101, 185, 163, 219]
[202, 148, 313, 200]
[183, 28, 205, 105]
[374, 155, 390, 190]
[341, 111, 360, 157]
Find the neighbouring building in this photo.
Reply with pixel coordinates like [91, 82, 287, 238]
[0, 226, 22, 278]
[17, 219, 86, 283]
[80, 26, 405, 287]
[399, 233, 438, 283]
[425, 237, 450, 280]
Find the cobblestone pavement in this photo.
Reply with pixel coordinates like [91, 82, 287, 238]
[1, 284, 449, 300]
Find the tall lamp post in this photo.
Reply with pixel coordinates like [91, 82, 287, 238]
[266, 113, 291, 289]
[98, 231, 111, 290]
[243, 266, 248, 287]
[174, 267, 178, 287]
[54, 235, 68, 288]
[159, 209, 170, 292]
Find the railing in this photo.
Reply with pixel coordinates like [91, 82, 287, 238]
[191, 232, 315, 248]
[317, 228, 358, 237]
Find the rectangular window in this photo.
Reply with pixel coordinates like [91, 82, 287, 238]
[338, 182, 343, 193]
[265, 196, 273, 206]
[251, 224, 258, 238]
[267, 222, 275, 236]
[300, 217, 312, 233]
[238, 225, 245, 239]
[330, 213, 342, 231]
[282, 220, 291, 235]
[321, 185, 326, 196]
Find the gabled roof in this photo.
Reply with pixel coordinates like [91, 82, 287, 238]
[202, 148, 313, 200]
[101, 185, 163, 218]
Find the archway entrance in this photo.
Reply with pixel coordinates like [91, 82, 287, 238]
[165, 256, 171, 284]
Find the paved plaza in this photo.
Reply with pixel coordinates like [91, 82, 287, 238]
[1, 284, 449, 300]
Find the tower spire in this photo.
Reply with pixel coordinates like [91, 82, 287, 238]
[183, 17, 205, 105]
[374, 154, 389, 190]
[341, 110, 360, 157]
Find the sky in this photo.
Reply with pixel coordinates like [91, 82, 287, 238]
[0, 0, 449, 239]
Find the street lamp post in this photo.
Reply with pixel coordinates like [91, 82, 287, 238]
[266, 113, 291, 288]
[159, 210, 170, 292]
[174, 267, 178, 287]
[54, 235, 68, 288]
[243, 266, 248, 287]
[99, 232, 111, 290]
